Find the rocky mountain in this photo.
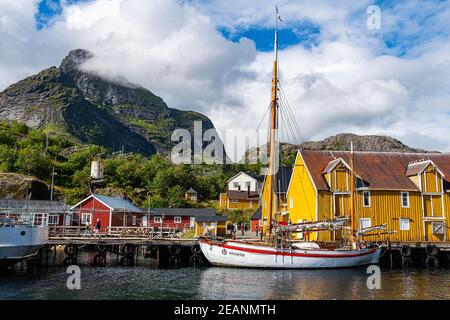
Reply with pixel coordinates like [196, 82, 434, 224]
[0, 173, 52, 200]
[0, 49, 217, 156]
[243, 133, 431, 164]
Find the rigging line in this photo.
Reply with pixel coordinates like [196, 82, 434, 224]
[279, 88, 305, 146]
[278, 98, 298, 147]
[278, 83, 306, 144]
[277, 86, 301, 144]
[245, 101, 273, 163]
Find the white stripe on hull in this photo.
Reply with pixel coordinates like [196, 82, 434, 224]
[200, 240, 381, 269]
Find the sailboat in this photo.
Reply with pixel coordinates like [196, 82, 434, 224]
[199, 9, 382, 268]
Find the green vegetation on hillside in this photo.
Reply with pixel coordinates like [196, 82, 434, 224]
[0, 120, 262, 207]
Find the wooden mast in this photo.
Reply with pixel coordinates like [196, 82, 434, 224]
[349, 142, 357, 249]
[266, 8, 279, 237]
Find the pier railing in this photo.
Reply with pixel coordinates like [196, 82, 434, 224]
[49, 226, 182, 239]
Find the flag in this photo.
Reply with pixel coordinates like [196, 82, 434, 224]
[276, 6, 283, 22]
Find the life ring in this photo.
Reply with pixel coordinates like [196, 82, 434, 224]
[169, 245, 182, 256]
[426, 244, 439, 257]
[399, 245, 411, 257]
[189, 254, 203, 267]
[93, 254, 106, 267]
[64, 245, 77, 257]
[191, 244, 201, 254]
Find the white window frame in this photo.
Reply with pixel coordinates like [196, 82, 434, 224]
[363, 191, 371, 208]
[245, 181, 251, 189]
[174, 216, 182, 224]
[399, 218, 410, 231]
[401, 192, 410, 208]
[233, 182, 239, 188]
[154, 216, 162, 223]
[360, 218, 372, 230]
[48, 215, 59, 225]
[132, 216, 137, 226]
[81, 213, 92, 225]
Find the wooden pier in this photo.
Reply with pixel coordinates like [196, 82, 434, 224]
[37, 226, 207, 268]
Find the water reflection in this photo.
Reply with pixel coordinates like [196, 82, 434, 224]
[1, 266, 449, 300]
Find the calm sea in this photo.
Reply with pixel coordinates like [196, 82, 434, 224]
[0, 266, 449, 300]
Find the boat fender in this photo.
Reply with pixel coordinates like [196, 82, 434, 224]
[169, 245, 182, 256]
[121, 244, 134, 255]
[120, 256, 133, 267]
[425, 256, 439, 267]
[63, 257, 77, 266]
[96, 243, 107, 254]
[189, 254, 203, 267]
[399, 245, 411, 257]
[168, 255, 181, 268]
[64, 245, 77, 257]
[191, 244, 201, 254]
[401, 257, 413, 268]
[425, 244, 439, 257]
[93, 254, 106, 267]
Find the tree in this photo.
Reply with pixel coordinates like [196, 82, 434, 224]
[0, 144, 17, 172]
[15, 147, 52, 180]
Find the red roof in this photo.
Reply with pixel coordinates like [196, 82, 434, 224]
[300, 150, 450, 192]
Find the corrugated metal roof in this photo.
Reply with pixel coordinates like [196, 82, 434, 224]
[405, 161, 431, 176]
[95, 195, 142, 212]
[300, 150, 450, 191]
[146, 208, 217, 217]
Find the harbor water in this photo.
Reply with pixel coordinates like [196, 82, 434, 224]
[1, 266, 449, 300]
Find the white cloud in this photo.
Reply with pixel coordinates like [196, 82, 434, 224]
[1, 0, 450, 158]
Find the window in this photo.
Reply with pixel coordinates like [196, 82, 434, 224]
[132, 216, 137, 226]
[48, 215, 59, 225]
[363, 191, 371, 207]
[245, 181, 251, 189]
[233, 182, 239, 188]
[174, 216, 182, 224]
[290, 197, 294, 209]
[360, 218, 371, 230]
[432, 222, 445, 235]
[400, 218, 410, 231]
[401, 192, 410, 208]
[154, 216, 162, 223]
[81, 213, 91, 225]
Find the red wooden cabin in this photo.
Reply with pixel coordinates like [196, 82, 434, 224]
[70, 195, 142, 233]
[142, 208, 218, 231]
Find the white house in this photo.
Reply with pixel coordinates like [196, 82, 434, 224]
[227, 172, 263, 193]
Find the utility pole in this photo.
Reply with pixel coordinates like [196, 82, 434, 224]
[50, 166, 56, 202]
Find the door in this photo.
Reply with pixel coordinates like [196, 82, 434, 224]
[334, 194, 350, 240]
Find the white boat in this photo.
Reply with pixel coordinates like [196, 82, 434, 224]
[200, 239, 381, 269]
[200, 8, 383, 269]
[0, 215, 49, 267]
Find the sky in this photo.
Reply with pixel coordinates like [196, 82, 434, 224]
[1, 0, 450, 160]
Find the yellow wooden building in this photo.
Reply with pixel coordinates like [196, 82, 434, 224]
[285, 150, 450, 243]
[195, 215, 228, 238]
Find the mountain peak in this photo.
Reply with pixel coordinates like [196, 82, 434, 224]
[60, 49, 94, 74]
